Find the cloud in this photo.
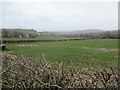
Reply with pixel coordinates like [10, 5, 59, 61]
[1, 0, 119, 3]
[1, 1, 118, 31]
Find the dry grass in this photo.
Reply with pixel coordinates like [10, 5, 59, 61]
[1, 52, 119, 89]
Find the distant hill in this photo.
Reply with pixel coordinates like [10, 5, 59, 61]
[39, 29, 105, 36]
[39, 29, 119, 39]
[73, 29, 104, 34]
[40, 29, 105, 34]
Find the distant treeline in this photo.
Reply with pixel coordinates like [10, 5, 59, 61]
[40, 30, 120, 39]
[1, 28, 39, 38]
[78, 30, 119, 39]
[1, 28, 119, 39]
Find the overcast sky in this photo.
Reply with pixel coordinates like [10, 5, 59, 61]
[0, 0, 118, 32]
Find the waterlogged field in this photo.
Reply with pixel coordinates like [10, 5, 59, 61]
[5, 39, 118, 69]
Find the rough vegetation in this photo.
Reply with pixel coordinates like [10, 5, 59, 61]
[2, 52, 119, 89]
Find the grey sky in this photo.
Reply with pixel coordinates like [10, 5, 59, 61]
[1, 1, 118, 32]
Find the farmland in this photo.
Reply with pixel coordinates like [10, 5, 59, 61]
[1, 1, 119, 88]
[5, 38, 118, 69]
[1, 31, 119, 88]
[2, 36, 83, 40]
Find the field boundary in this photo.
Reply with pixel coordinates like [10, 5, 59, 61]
[2, 39, 87, 43]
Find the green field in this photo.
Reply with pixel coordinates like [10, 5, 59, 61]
[3, 36, 83, 40]
[5, 39, 118, 69]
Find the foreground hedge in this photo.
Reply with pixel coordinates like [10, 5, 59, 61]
[2, 52, 119, 89]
